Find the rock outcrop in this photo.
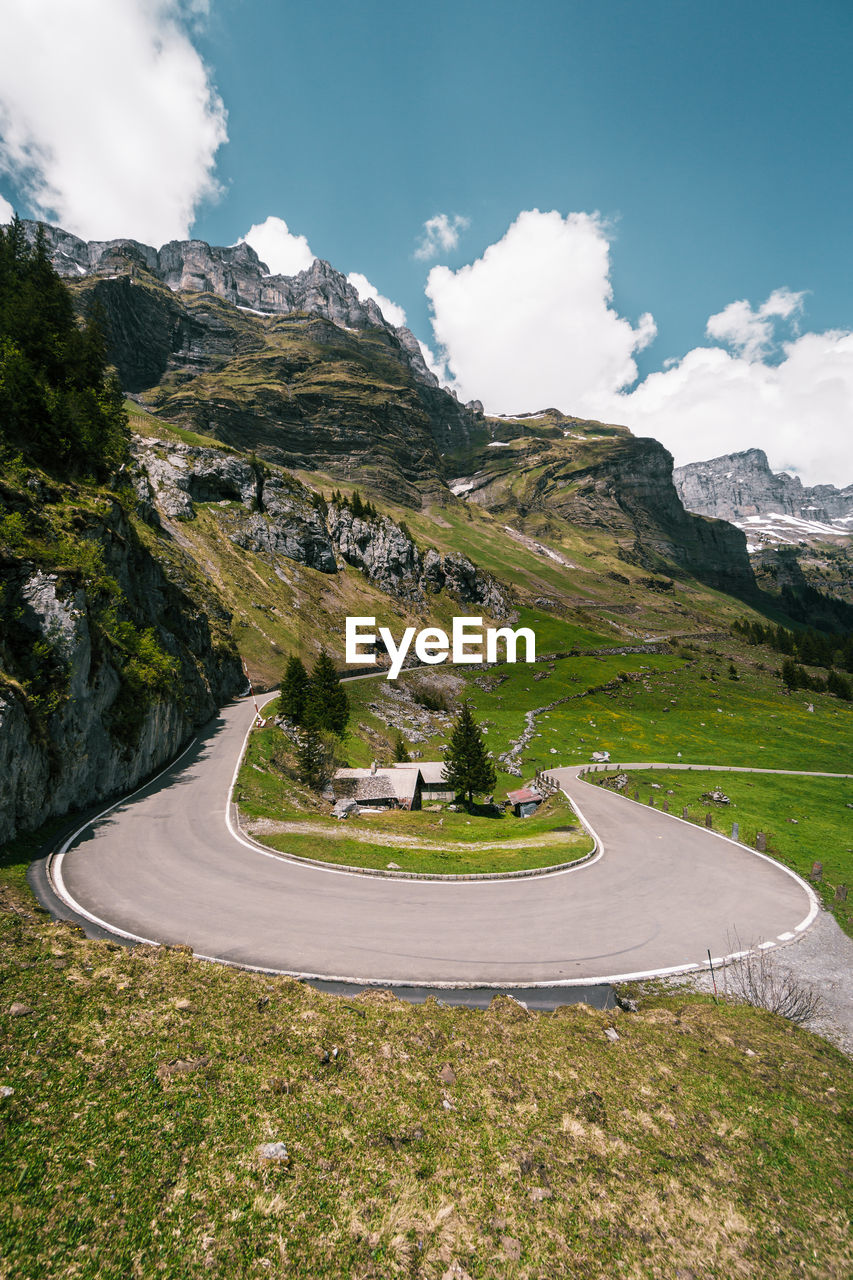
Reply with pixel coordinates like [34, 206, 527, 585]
[130, 438, 510, 613]
[327, 505, 510, 613]
[26, 220, 437, 387]
[674, 449, 853, 523]
[0, 498, 243, 844]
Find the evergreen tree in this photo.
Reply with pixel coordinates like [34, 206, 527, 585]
[350, 489, 365, 519]
[443, 700, 496, 806]
[304, 648, 350, 736]
[393, 732, 410, 762]
[280, 655, 310, 724]
[828, 669, 852, 701]
[781, 658, 802, 691]
[0, 217, 128, 477]
[295, 728, 330, 788]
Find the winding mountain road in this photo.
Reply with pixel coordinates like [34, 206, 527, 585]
[44, 695, 824, 986]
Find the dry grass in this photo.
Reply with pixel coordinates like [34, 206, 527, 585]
[1, 877, 852, 1280]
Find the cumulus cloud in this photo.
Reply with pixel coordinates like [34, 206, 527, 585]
[604, 323, 853, 485]
[415, 213, 470, 261]
[0, 192, 13, 224]
[239, 216, 315, 277]
[425, 210, 850, 484]
[417, 339, 447, 383]
[0, 0, 227, 244]
[426, 209, 655, 412]
[346, 271, 407, 328]
[705, 287, 805, 361]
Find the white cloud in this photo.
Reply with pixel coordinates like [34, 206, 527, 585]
[705, 287, 805, 361]
[0, 0, 227, 244]
[239, 216, 315, 277]
[425, 210, 851, 484]
[425, 209, 655, 412]
[0, 192, 13, 224]
[604, 325, 853, 486]
[415, 212, 470, 261]
[346, 271, 407, 328]
[417, 339, 447, 384]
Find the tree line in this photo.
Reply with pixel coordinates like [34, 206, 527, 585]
[0, 216, 128, 478]
[733, 617, 853, 673]
[733, 618, 853, 700]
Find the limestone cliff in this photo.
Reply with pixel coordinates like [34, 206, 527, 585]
[0, 481, 243, 844]
[674, 449, 853, 523]
[23, 221, 482, 503]
[450, 413, 755, 593]
[130, 437, 509, 613]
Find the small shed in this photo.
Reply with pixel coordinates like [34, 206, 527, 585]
[506, 786, 543, 818]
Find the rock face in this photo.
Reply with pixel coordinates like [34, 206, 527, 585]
[130, 437, 510, 612]
[0, 501, 243, 844]
[327, 506, 509, 612]
[674, 449, 853, 523]
[456, 419, 756, 593]
[26, 219, 437, 385]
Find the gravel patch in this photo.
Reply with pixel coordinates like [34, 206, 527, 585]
[663, 911, 853, 1058]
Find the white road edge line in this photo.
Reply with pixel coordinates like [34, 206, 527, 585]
[575, 767, 820, 936]
[45, 698, 825, 988]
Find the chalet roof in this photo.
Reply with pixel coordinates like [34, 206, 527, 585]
[353, 775, 397, 802]
[333, 766, 420, 802]
[393, 761, 448, 785]
[506, 787, 543, 805]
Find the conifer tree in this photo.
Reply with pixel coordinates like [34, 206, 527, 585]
[304, 648, 350, 736]
[295, 728, 329, 788]
[393, 732, 410, 762]
[0, 217, 128, 477]
[443, 700, 495, 806]
[280, 655, 310, 723]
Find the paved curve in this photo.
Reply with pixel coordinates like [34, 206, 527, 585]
[49, 695, 820, 986]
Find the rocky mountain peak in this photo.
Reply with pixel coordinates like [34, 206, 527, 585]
[674, 449, 853, 523]
[22, 219, 437, 387]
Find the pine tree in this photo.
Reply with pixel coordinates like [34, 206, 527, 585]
[781, 658, 802, 691]
[827, 669, 852, 701]
[443, 700, 496, 806]
[393, 732, 410, 762]
[280, 655, 310, 724]
[304, 648, 350, 736]
[295, 728, 329, 788]
[0, 216, 128, 477]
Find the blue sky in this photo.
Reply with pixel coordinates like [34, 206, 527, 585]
[195, 0, 853, 372]
[1, 0, 851, 481]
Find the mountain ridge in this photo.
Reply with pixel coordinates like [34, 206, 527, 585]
[674, 448, 853, 524]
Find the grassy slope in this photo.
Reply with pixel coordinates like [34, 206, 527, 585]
[589, 769, 853, 937]
[1, 864, 851, 1280]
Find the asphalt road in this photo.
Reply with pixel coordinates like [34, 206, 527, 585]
[47, 695, 819, 986]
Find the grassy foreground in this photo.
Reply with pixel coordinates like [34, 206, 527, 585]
[2, 872, 852, 1280]
[590, 769, 853, 937]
